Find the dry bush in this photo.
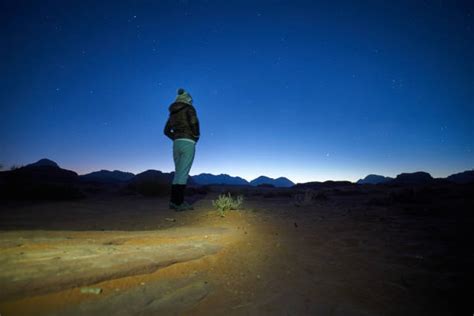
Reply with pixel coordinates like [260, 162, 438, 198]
[212, 193, 244, 217]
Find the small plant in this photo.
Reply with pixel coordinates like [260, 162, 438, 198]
[212, 192, 244, 217]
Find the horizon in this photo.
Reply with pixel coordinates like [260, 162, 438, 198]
[1, 1, 473, 184]
[3, 157, 472, 184]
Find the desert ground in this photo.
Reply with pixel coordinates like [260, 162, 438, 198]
[0, 184, 473, 315]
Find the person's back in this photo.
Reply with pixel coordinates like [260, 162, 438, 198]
[164, 88, 200, 211]
[164, 101, 200, 142]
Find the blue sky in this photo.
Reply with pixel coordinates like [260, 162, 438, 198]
[1, 0, 473, 183]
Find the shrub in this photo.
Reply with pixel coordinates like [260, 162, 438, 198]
[212, 192, 244, 217]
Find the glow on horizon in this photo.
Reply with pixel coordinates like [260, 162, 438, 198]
[67, 162, 473, 184]
[1, 1, 472, 182]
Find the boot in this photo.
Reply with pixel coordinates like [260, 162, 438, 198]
[174, 184, 193, 211]
[169, 184, 179, 209]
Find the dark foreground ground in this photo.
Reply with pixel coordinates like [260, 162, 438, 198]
[0, 184, 473, 315]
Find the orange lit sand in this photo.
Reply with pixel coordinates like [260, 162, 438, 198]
[0, 193, 471, 315]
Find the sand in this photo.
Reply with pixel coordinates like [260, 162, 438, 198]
[0, 188, 472, 315]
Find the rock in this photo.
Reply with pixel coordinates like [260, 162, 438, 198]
[54, 278, 211, 316]
[80, 287, 102, 294]
[0, 227, 230, 300]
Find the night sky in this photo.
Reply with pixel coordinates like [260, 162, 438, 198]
[1, 0, 473, 183]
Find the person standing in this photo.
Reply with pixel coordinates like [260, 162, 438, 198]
[164, 88, 200, 211]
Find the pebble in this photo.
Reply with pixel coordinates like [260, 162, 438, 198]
[80, 287, 102, 294]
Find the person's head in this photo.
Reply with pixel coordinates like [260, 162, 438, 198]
[175, 88, 193, 105]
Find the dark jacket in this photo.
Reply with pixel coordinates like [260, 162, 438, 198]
[164, 102, 200, 142]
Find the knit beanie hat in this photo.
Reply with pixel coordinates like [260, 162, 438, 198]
[174, 88, 193, 105]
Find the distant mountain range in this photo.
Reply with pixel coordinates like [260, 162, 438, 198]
[294, 180, 354, 189]
[192, 173, 249, 186]
[16, 158, 78, 182]
[129, 170, 196, 186]
[249, 176, 295, 187]
[80, 169, 295, 188]
[191, 173, 295, 187]
[0, 158, 80, 199]
[357, 172, 435, 185]
[357, 174, 393, 184]
[446, 170, 474, 184]
[26, 158, 60, 168]
[356, 170, 474, 185]
[80, 170, 135, 183]
[391, 171, 434, 185]
[2, 159, 473, 187]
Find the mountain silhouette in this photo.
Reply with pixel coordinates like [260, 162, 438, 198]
[294, 180, 354, 189]
[2, 158, 472, 189]
[26, 158, 59, 169]
[130, 170, 173, 184]
[80, 170, 135, 183]
[192, 173, 249, 186]
[11, 159, 78, 182]
[357, 174, 393, 184]
[250, 176, 295, 187]
[391, 171, 434, 185]
[130, 170, 196, 186]
[446, 170, 474, 184]
[0, 159, 81, 200]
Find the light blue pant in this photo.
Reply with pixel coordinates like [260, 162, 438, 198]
[172, 139, 196, 184]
